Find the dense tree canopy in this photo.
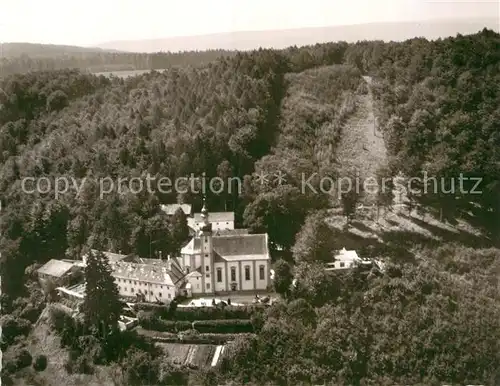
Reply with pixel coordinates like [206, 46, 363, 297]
[1, 29, 500, 385]
[220, 260, 500, 385]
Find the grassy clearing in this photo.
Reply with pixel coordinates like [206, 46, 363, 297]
[335, 76, 387, 205]
[157, 343, 216, 368]
[326, 75, 488, 259]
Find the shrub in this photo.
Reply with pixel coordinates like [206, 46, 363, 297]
[77, 335, 105, 364]
[15, 348, 33, 370]
[123, 349, 161, 384]
[137, 313, 192, 332]
[133, 303, 267, 320]
[0, 315, 32, 347]
[65, 352, 94, 375]
[138, 313, 254, 334]
[192, 320, 254, 334]
[20, 303, 42, 323]
[33, 355, 48, 371]
[164, 333, 252, 345]
[48, 304, 72, 332]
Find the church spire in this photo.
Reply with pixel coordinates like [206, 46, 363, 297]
[199, 195, 212, 233]
[201, 196, 208, 216]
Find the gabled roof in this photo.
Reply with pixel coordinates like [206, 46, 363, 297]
[84, 249, 130, 264]
[38, 259, 77, 278]
[186, 270, 202, 278]
[334, 248, 360, 262]
[213, 228, 249, 236]
[130, 257, 185, 283]
[213, 234, 270, 261]
[180, 237, 201, 255]
[193, 212, 235, 223]
[180, 233, 270, 261]
[160, 204, 192, 216]
[111, 262, 176, 286]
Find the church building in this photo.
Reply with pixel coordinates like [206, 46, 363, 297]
[178, 201, 271, 294]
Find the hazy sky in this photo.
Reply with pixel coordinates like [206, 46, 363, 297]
[1, 0, 498, 46]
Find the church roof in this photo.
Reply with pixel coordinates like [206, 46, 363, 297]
[213, 234, 270, 261]
[180, 233, 270, 261]
[193, 211, 234, 223]
[213, 228, 249, 236]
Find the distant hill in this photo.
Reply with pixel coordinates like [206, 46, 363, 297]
[0, 42, 121, 58]
[95, 18, 499, 53]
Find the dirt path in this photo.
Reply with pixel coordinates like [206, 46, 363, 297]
[336, 76, 387, 204]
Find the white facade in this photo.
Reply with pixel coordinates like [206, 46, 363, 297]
[185, 271, 203, 294]
[113, 274, 177, 302]
[160, 204, 192, 216]
[178, 206, 270, 295]
[110, 258, 186, 302]
[193, 212, 235, 231]
[325, 248, 371, 271]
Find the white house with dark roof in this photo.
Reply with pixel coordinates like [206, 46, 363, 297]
[325, 248, 373, 271]
[110, 258, 185, 302]
[178, 201, 270, 294]
[160, 204, 193, 216]
[77, 250, 188, 303]
[193, 211, 234, 231]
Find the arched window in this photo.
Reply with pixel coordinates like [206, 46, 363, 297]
[244, 265, 251, 281]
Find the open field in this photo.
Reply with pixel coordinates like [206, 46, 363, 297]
[157, 343, 216, 368]
[324, 75, 490, 260]
[335, 76, 387, 205]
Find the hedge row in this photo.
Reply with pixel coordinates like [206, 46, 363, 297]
[138, 312, 254, 333]
[146, 332, 251, 344]
[133, 303, 267, 321]
[191, 319, 254, 334]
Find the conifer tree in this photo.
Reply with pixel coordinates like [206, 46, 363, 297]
[82, 249, 122, 338]
[170, 208, 189, 255]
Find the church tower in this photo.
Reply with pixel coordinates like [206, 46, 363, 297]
[199, 198, 214, 293]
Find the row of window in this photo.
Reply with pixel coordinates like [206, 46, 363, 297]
[186, 265, 266, 282]
[118, 286, 172, 298]
[198, 222, 231, 226]
[116, 278, 167, 289]
[215, 265, 266, 282]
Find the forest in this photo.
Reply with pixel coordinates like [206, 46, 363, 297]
[1, 29, 499, 385]
[0, 44, 237, 75]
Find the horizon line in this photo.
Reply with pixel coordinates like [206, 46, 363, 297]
[2, 16, 496, 48]
[90, 17, 497, 47]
